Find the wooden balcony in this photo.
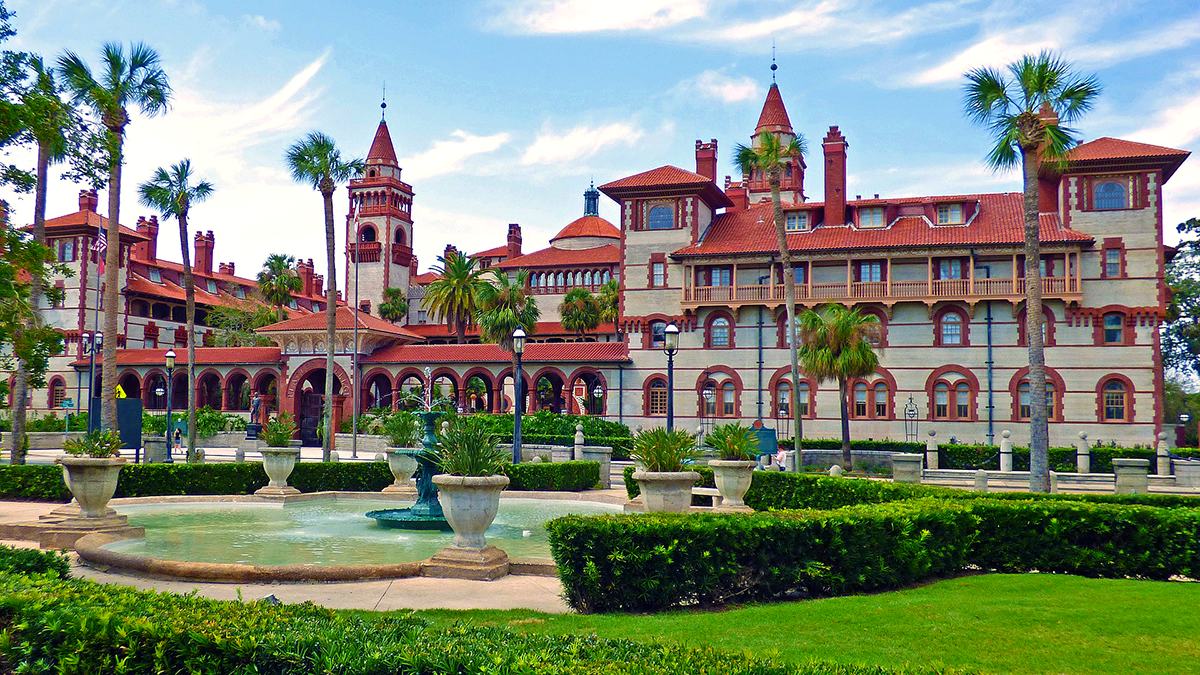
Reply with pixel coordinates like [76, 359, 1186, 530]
[391, 243, 413, 266]
[348, 242, 381, 263]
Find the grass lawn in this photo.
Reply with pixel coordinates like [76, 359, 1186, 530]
[413, 574, 1200, 675]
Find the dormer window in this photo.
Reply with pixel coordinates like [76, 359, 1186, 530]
[206, 280, 218, 294]
[1094, 180, 1128, 210]
[149, 269, 161, 283]
[785, 212, 809, 232]
[236, 287, 246, 299]
[937, 203, 963, 224]
[859, 207, 884, 228]
[647, 205, 674, 230]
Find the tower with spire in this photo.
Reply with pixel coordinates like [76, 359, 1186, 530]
[741, 59, 804, 205]
[345, 100, 416, 319]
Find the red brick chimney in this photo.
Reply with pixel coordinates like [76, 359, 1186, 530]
[193, 230, 214, 275]
[724, 175, 747, 212]
[133, 216, 158, 261]
[218, 262, 235, 276]
[506, 223, 522, 260]
[409, 255, 418, 277]
[313, 274, 325, 298]
[823, 126, 848, 227]
[695, 139, 718, 182]
[443, 244, 459, 261]
[298, 259, 314, 296]
[78, 190, 98, 213]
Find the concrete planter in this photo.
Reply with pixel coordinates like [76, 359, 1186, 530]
[708, 460, 756, 509]
[892, 453, 924, 483]
[1112, 457, 1150, 494]
[256, 445, 301, 497]
[58, 457, 126, 518]
[633, 470, 700, 513]
[431, 474, 510, 549]
[384, 447, 420, 492]
[1174, 459, 1200, 488]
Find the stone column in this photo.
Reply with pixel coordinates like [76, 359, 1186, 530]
[999, 430, 1013, 472]
[973, 469, 988, 492]
[1075, 431, 1090, 474]
[925, 430, 938, 470]
[1156, 431, 1171, 476]
[893, 453, 923, 483]
[574, 423, 585, 461]
[1112, 457, 1150, 494]
[391, 387, 403, 412]
[331, 394, 348, 451]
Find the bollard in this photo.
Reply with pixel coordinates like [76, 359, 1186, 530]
[1113, 458, 1150, 494]
[999, 430, 1013, 473]
[1075, 431, 1091, 474]
[574, 423, 585, 461]
[973, 469, 988, 492]
[925, 430, 939, 470]
[1050, 471, 1059, 494]
[784, 449, 797, 472]
[829, 464, 843, 477]
[1157, 431, 1171, 476]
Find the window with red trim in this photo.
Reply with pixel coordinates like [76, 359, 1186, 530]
[931, 373, 974, 420]
[851, 379, 891, 419]
[706, 312, 734, 348]
[934, 308, 969, 346]
[1101, 239, 1126, 278]
[1102, 312, 1125, 345]
[647, 378, 668, 416]
[1101, 379, 1129, 422]
[1017, 380, 1058, 421]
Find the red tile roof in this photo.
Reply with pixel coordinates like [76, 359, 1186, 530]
[72, 347, 281, 367]
[601, 165, 714, 190]
[126, 273, 226, 306]
[257, 305, 423, 338]
[1066, 137, 1190, 181]
[367, 120, 398, 164]
[405, 321, 616, 338]
[472, 244, 509, 259]
[41, 208, 149, 241]
[495, 244, 620, 269]
[550, 215, 619, 242]
[411, 271, 440, 285]
[673, 194, 1091, 257]
[364, 341, 629, 364]
[755, 83, 792, 133]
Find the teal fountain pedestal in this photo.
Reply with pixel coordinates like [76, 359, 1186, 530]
[367, 411, 451, 531]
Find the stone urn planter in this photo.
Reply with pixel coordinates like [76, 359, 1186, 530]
[707, 459, 756, 510]
[431, 474, 510, 549]
[633, 470, 700, 513]
[58, 456, 126, 519]
[384, 447, 419, 493]
[255, 443, 301, 497]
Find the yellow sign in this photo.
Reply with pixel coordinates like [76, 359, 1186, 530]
[115, 385, 127, 399]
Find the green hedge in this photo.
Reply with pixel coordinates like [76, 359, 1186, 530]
[0, 545, 70, 579]
[623, 465, 716, 505]
[0, 460, 603, 502]
[937, 444, 1158, 473]
[547, 498, 1200, 613]
[0, 573, 956, 675]
[781, 438, 925, 453]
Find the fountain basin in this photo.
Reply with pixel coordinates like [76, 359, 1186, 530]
[366, 508, 453, 530]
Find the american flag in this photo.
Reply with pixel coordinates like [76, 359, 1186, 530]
[92, 226, 106, 274]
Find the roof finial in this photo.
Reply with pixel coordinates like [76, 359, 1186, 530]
[771, 40, 777, 83]
[381, 81, 387, 120]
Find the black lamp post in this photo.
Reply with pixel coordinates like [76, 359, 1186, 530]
[592, 383, 604, 418]
[164, 349, 176, 464]
[512, 327, 526, 464]
[84, 331, 102, 429]
[664, 323, 679, 430]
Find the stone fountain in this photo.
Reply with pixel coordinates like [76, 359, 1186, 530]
[366, 369, 453, 531]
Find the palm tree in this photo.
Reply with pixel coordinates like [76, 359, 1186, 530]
[138, 159, 214, 463]
[257, 254, 302, 322]
[9, 56, 76, 463]
[286, 131, 363, 461]
[378, 287, 409, 323]
[207, 301, 275, 347]
[560, 287, 600, 337]
[59, 42, 171, 431]
[597, 278, 620, 340]
[963, 52, 1101, 492]
[798, 304, 880, 469]
[422, 251, 486, 344]
[477, 269, 540, 416]
[734, 131, 807, 452]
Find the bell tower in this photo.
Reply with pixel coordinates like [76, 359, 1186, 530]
[346, 100, 415, 318]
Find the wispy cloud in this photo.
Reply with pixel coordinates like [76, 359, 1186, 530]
[676, 69, 761, 104]
[521, 122, 645, 165]
[401, 130, 511, 181]
[489, 0, 710, 34]
[240, 14, 282, 34]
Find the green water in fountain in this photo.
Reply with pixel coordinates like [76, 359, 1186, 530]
[102, 499, 619, 566]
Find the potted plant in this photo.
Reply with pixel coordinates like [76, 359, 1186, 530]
[630, 427, 702, 513]
[255, 413, 301, 497]
[704, 423, 759, 510]
[382, 411, 420, 493]
[430, 417, 510, 550]
[58, 430, 125, 519]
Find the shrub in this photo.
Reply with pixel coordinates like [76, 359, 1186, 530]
[504, 461, 599, 491]
[61, 430, 122, 458]
[260, 413, 298, 447]
[631, 427, 701, 472]
[434, 415, 508, 476]
[289, 462, 392, 492]
[0, 545, 70, 578]
[705, 422, 758, 460]
[548, 498, 1200, 613]
[383, 410, 420, 448]
[0, 465, 73, 501]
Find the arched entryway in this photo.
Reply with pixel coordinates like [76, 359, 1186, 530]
[532, 368, 566, 413]
[496, 370, 532, 415]
[568, 368, 607, 415]
[362, 370, 394, 411]
[290, 364, 347, 447]
[462, 369, 495, 413]
[117, 371, 141, 402]
[196, 371, 223, 410]
[226, 370, 251, 411]
[144, 372, 168, 410]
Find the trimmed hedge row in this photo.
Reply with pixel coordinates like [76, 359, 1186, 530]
[781, 438, 925, 453]
[547, 498, 1200, 613]
[0, 460, 602, 502]
[0, 545, 70, 579]
[498, 433, 634, 460]
[0, 573, 957, 675]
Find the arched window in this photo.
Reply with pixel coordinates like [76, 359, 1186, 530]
[1018, 380, 1058, 421]
[649, 321, 667, 349]
[556, 272, 565, 288]
[721, 381, 736, 417]
[776, 381, 791, 418]
[1103, 312, 1125, 344]
[1094, 181, 1127, 210]
[49, 379, 65, 408]
[583, 271, 593, 287]
[709, 316, 731, 348]
[575, 271, 583, 286]
[1102, 379, 1129, 421]
[368, 169, 376, 178]
[934, 383, 949, 419]
[931, 372, 975, 421]
[647, 206, 673, 230]
[873, 382, 889, 418]
[853, 383, 868, 417]
[701, 382, 717, 417]
[602, 270, 611, 284]
[395, 228, 406, 245]
[359, 225, 376, 243]
[648, 378, 668, 416]
[796, 381, 810, 417]
[939, 312, 963, 345]
[955, 383, 971, 418]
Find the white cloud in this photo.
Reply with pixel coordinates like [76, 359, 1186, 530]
[681, 69, 761, 104]
[521, 122, 645, 165]
[240, 14, 282, 34]
[411, 206, 518, 267]
[490, 0, 710, 34]
[400, 130, 511, 181]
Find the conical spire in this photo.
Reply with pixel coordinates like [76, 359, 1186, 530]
[755, 83, 793, 135]
[366, 119, 398, 166]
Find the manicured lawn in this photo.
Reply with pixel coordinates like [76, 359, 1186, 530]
[414, 574, 1200, 675]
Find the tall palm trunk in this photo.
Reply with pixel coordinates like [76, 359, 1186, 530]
[178, 207, 197, 462]
[1022, 145, 1050, 492]
[101, 127, 123, 431]
[321, 182, 337, 462]
[838, 378, 851, 467]
[768, 172, 804, 453]
[8, 143, 51, 464]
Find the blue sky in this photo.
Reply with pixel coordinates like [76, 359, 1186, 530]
[6, 0, 1200, 284]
